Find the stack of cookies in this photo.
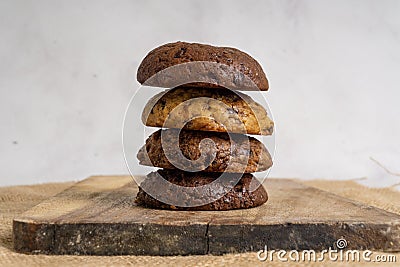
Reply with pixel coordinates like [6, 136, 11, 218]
[134, 42, 274, 211]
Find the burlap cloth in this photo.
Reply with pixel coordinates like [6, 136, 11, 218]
[0, 179, 399, 266]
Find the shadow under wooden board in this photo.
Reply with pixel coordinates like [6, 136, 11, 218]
[13, 176, 400, 256]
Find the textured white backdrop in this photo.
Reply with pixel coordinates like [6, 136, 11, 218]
[0, 0, 399, 187]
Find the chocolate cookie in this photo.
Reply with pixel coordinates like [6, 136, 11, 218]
[135, 170, 268, 211]
[137, 41, 269, 91]
[142, 87, 274, 135]
[137, 129, 272, 173]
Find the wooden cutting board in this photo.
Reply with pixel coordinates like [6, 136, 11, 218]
[13, 176, 400, 255]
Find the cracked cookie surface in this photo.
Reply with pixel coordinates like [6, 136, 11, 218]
[142, 87, 274, 135]
[135, 170, 268, 211]
[137, 129, 272, 173]
[137, 41, 269, 91]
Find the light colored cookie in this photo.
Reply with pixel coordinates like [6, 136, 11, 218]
[142, 87, 274, 135]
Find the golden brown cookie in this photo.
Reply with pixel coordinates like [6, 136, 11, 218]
[137, 129, 272, 173]
[137, 41, 269, 91]
[135, 170, 268, 211]
[142, 87, 274, 135]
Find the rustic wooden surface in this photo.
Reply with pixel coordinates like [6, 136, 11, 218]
[13, 176, 400, 256]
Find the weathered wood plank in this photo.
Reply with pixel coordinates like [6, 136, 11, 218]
[13, 176, 400, 255]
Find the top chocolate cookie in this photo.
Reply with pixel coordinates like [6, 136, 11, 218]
[137, 42, 269, 91]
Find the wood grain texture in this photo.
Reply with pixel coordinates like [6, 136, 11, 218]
[13, 176, 400, 255]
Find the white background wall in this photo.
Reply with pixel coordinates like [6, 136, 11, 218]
[1, 0, 399, 187]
